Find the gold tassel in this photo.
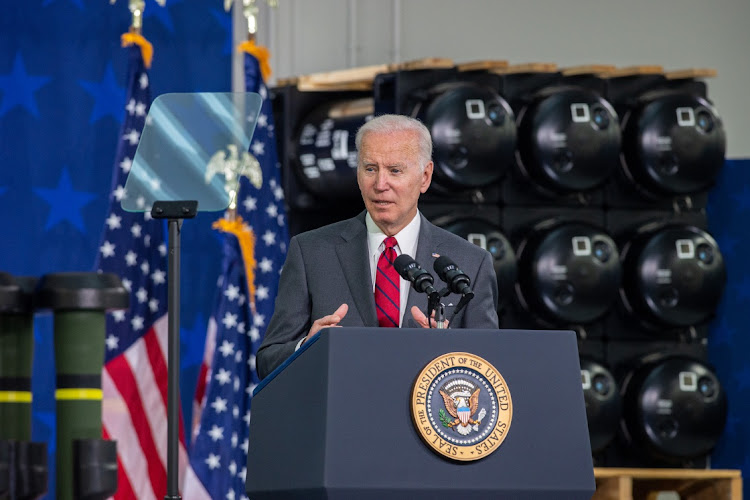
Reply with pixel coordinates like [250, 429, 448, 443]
[237, 39, 272, 82]
[121, 32, 154, 69]
[213, 216, 258, 312]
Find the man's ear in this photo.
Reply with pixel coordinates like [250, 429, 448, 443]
[421, 161, 434, 193]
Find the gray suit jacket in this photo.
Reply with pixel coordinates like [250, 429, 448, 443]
[256, 211, 499, 379]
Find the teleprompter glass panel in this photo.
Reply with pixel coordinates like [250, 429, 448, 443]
[122, 92, 263, 212]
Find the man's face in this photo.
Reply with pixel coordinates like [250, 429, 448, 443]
[357, 129, 433, 236]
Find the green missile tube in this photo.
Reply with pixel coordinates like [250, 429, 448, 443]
[35, 272, 128, 500]
[0, 272, 37, 442]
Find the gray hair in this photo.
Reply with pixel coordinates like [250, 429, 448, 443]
[355, 114, 433, 170]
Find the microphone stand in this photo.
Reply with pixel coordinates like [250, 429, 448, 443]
[427, 288, 450, 329]
[435, 303, 446, 329]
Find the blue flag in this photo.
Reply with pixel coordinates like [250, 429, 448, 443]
[185, 50, 289, 500]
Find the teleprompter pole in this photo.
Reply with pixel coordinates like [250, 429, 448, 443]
[151, 200, 198, 500]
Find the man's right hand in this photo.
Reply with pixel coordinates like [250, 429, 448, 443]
[303, 303, 349, 345]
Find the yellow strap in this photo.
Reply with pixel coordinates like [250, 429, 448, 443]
[237, 39, 272, 82]
[121, 32, 154, 69]
[0, 391, 32, 403]
[214, 216, 257, 311]
[55, 389, 103, 401]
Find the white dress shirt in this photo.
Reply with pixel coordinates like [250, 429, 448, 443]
[365, 210, 421, 327]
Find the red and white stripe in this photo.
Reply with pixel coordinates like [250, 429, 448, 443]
[102, 315, 191, 499]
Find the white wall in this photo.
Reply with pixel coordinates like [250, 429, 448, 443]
[248, 0, 750, 157]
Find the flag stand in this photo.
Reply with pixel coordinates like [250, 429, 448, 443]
[151, 200, 198, 500]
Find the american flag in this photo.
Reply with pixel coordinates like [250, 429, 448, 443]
[95, 46, 189, 499]
[184, 49, 288, 499]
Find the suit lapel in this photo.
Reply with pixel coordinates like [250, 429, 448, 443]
[336, 213, 378, 326]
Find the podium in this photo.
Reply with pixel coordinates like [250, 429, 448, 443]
[245, 328, 595, 499]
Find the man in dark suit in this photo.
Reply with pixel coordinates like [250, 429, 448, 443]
[256, 114, 499, 379]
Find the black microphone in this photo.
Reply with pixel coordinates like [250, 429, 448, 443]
[433, 256, 474, 297]
[393, 254, 438, 296]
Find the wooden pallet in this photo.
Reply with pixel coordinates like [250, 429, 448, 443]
[593, 468, 742, 500]
[275, 61, 718, 91]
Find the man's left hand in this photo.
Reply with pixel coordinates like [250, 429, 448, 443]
[410, 306, 449, 329]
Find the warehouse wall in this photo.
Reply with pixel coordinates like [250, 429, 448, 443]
[250, 0, 750, 157]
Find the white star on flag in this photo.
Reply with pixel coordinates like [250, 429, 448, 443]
[258, 257, 273, 273]
[205, 454, 221, 470]
[243, 196, 257, 211]
[151, 269, 166, 284]
[113, 185, 127, 201]
[120, 157, 132, 173]
[106, 213, 122, 230]
[207, 425, 224, 442]
[248, 327, 260, 343]
[124, 250, 138, 266]
[222, 312, 238, 329]
[100, 241, 116, 258]
[262, 230, 276, 246]
[105, 334, 119, 350]
[211, 397, 228, 414]
[123, 129, 140, 145]
[131, 315, 144, 330]
[215, 368, 232, 385]
[251, 140, 265, 156]
[218, 340, 235, 357]
[224, 284, 240, 301]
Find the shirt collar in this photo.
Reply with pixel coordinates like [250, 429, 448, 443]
[365, 211, 421, 257]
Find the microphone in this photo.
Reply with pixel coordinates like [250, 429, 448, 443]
[393, 254, 438, 296]
[433, 256, 474, 298]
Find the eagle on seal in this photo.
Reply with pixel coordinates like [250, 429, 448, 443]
[439, 387, 481, 435]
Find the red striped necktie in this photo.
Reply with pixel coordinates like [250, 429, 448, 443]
[375, 236, 400, 327]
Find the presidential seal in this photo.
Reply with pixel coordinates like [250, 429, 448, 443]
[410, 352, 512, 461]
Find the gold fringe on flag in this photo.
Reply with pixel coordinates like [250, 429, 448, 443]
[213, 216, 258, 312]
[121, 32, 154, 69]
[237, 39, 272, 82]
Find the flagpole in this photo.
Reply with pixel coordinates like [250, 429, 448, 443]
[152, 201, 198, 500]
